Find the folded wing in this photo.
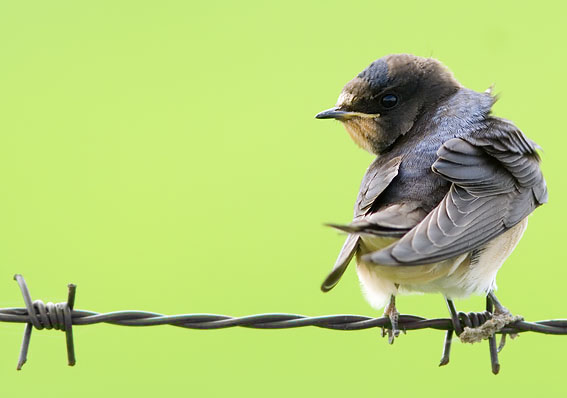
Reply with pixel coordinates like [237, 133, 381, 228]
[365, 119, 547, 266]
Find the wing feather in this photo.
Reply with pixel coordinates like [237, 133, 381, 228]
[356, 156, 403, 215]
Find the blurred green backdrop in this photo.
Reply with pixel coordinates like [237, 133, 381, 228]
[0, 0, 564, 396]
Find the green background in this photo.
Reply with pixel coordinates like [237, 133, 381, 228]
[0, 1, 564, 396]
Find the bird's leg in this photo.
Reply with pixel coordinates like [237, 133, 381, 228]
[382, 294, 400, 344]
[486, 291, 514, 352]
[487, 291, 510, 316]
[487, 291, 516, 353]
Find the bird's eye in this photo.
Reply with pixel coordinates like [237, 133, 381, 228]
[380, 94, 399, 109]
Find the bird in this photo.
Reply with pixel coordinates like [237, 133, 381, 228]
[315, 54, 547, 343]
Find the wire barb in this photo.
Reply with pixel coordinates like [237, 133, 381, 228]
[2, 276, 567, 372]
[13, 275, 76, 370]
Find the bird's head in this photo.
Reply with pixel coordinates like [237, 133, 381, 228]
[316, 54, 461, 154]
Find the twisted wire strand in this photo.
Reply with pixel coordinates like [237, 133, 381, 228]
[4, 275, 567, 373]
[3, 307, 567, 333]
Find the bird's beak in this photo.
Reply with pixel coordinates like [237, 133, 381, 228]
[315, 107, 350, 120]
[315, 107, 380, 120]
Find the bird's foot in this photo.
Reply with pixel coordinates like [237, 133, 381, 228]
[488, 291, 512, 317]
[442, 294, 522, 374]
[382, 295, 400, 344]
[458, 293, 522, 344]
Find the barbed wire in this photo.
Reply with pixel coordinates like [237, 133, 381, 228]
[2, 275, 567, 374]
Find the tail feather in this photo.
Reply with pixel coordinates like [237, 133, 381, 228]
[326, 222, 407, 237]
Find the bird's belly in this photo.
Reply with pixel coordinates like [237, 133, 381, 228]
[355, 218, 529, 310]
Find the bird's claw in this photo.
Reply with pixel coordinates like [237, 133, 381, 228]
[441, 293, 518, 374]
[382, 297, 400, 344]
[388, 311, 400, 344]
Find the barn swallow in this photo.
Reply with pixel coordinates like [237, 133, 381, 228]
[316, 54, 547, 344]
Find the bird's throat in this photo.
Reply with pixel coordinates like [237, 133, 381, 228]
[342, 118, 380, 154]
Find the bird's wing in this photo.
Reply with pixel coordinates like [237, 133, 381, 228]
[364, 119, 547, 266]
[321, 156, 403, 292]
[355, 156, 403, 216]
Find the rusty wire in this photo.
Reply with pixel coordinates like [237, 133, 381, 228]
[2, 275, 567, 374]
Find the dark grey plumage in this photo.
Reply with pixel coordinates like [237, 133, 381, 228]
[317, 55, 547, 293]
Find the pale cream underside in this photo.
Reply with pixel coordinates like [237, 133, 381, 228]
[355, 218, 529, 310]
